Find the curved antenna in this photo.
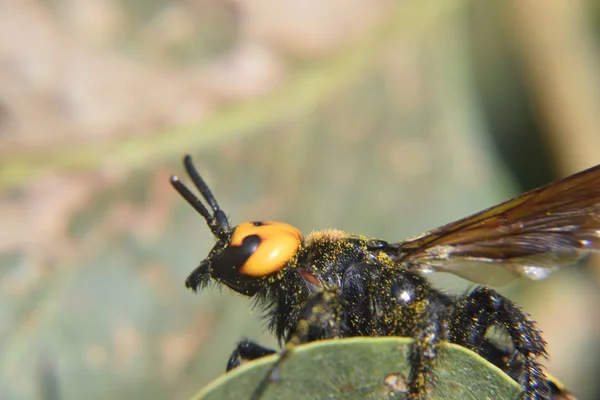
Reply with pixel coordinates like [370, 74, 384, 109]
[170, 155, 231, 239]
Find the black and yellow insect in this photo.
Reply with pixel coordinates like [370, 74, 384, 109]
[170, 154, 595, 400]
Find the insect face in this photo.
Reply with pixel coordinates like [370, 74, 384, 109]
[191, 221, 303, 296]
[170, 156, 303, 296]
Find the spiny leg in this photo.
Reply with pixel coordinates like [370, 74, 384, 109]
[385, 272, 445, 400]
[272, 289, 342, 380]
[445, 286, 550, 400]
[250, 289, 342, 400]
[227, 340, 277, 371]
[405, 320, 442, 400]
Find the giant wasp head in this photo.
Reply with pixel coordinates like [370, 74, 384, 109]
[170, 155, 303, 296]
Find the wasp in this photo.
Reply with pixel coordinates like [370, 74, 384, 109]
[170, 155, 594, 399]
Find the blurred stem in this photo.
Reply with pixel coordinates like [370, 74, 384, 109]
[505, 0, 600, 326]
[505, 0, 600, 174]
[0, 0, 467, 190]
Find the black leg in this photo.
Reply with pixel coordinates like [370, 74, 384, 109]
[406, 320, 442, 400]
[272, 290, 342, 381]
[285, 289, 342, 344]
[383, 270, 445, 399]
[445, 286, 550, 400]
[226, 339, 277, 371]
[249, 290, 342, 400]
[393, 289, 443, 400]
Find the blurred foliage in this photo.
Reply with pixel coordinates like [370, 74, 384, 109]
[1, 1, 600, 399]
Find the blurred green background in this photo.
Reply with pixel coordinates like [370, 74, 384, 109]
[1, 0, 600, 399]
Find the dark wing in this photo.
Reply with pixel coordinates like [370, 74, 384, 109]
[396, 164, 600, 285]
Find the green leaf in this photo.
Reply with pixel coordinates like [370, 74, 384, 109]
[192, 337, 521, 400]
